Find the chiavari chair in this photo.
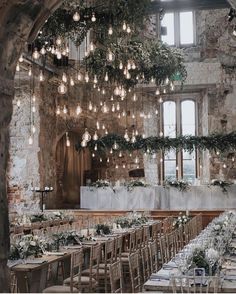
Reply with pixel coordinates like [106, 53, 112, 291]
[128, 251, 142, 293]
[141, 246, 151, 283]
[109, 260, 123, 293]
[143, 225, 150, 246]
[148, 240, 159, 273]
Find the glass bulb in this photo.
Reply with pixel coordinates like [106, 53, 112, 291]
[56, 51, 62, 59]
[96, 121, 100, 130]
[126, 72, 131, 79]
[16, 63, 20, 72]
[32, 48, 40, 60]
[134, 156, 139, 164]
[165, 77, 169, 85]
[85, 72, 89, 83]
[41, 46, 46, 55]
[170, 82, 175, 91]
[127, 25, 131, 34]
[66, 137, 70, 147]
[81, 140, 87, 147]
[93, 131, 99, 141]
[89, 101, 93, 111]
[19, 54, 23, 63]
[116, 102, 120, 111]
[123, 164, 126, 169]
[105, 129, 108, 135]
[73, 11, 80, 21]
[32, 125, 36, 134]
[120, 87, 126, 99]
[119, 151, 122, 158]
[91, 12, 96, 22]
[159, 96, 163, 103]
[115, 164, 119, 169]
[58, 82, 67, 94]
[94, 144, 98, 151]
[70, 77, 75, 86]
[28, 68, 32, 76]
[63, 105, 68, 114]
[131, 62, 136, 70]
[107, 158, 110, 163]
[56, 106, 61, 115]
[62, 72, 67, 83]
[124, 129, 130, 141]
[100, 158, 103, 162]
[132, 93, 137, 102]
[77, 71, 83, 81]
[127, 60, 132, 70]
[110, 148, 113, 154]
[29, 135, 33, 145]
[39, 70, 44, 82]
[112, 141, 119, 150]
[32, 105, 36, 113]
[159, 131, 163, 137]
[92, 153, 95, 158]
[112, 104, 115, 112]
[155, 88, 160, 95]
[93, 106, 97, 113]
[108, 26, 113, 35]
[119, 61, 123, 70]
[155, 109, 158, 115]
[107, 49, 115, 62]
[102, 102, 109, 113]
[82, 128, 91, 142]
[163, 88, 167, 94]
[105, 72, 109, 82]
[16, 99, 21, 107]
[76, 104, 82, 115]
[90, 42, 95, 52]
[122, 21, 127, 31]
[114, 86, 120, 96]
[56, 37, 62, 46]
[94, 75, 98, 84]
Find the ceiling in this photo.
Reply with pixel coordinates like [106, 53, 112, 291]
[149, 0, 230, 11]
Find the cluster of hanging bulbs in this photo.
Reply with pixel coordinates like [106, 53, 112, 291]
[58, 72, 76, 95]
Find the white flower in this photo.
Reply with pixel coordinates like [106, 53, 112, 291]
[19, 241, 25, 247]
[30, 241, 36, 246]
[33, 235, 39, 240]
[206, 248, 219, 262]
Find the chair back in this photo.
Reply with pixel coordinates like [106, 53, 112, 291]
[128, 251, 142, 293]
[159, 235, 168, 264]
[143, 226, 150, 246]
[135, 228, 143, 250]
[148, 241, 159, 273]
[69, 249, 83, 292]
[114, 235, 123, 260]
[141, 246, 151, 282]
[109, 260, 123, 293]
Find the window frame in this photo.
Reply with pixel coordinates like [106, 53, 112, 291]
[159, 94, 199, 183]
[160, 10, 196, 48]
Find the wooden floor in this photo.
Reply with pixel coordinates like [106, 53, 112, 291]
[63, 209, 224, 229]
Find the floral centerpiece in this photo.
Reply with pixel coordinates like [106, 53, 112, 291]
[9, 235, 46, 260]
[125, 180, 148, 192]
[172, 212, 190, 228]
[116, 211, 148, 228]
[95, 224, 111, 235]
[164, 179, 190, 192]
[30, 213, 48, 223]
[209, 179, 232, 193]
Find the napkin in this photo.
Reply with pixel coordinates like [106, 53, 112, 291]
[45, 252, 66, 256]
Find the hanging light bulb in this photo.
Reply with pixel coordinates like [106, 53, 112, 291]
[77, 71, 83, 81]
[32, 48, 40, 60]
[114, 86, 120, 96]
[104, 72, 109, 82]
[159, 96, 163, 103]
[93, 75, 98, 84]
[90, 42, 95, 52]
[16, 99, 21, 107]
[134, 156, 139, 164]
[151, 77, 155, 83]
[70, 77, 75, 86]
[56, 105, 61, 115]
[132, 113, 135, 119]
[127, 25, 131, 34]
[102, 102, 109, 113]
[66, 132, 70, 147]
[223, 163, 227, 168]
[16, 63, 20, 72]
[93, 131, 99, 141]
[32, 105, 36, 113]
[93, 105, 97, 112]
[131, 62, 136, 70]
[39, 70, 45, 82]
[105, 129, 108, 135]
[32, 125, 36, 134]
[63, 105, 68, 114]
[56, 37, 62, 46]
[73, 11, 80, 22]
[76, 104, 82, 115]
[88, 101, 93, 111]
[170, 82, 175, 91]
[62, 72, 67, 83]
[155, 88, 160, 95]
[19, 54, 24, 63]
[108, 25, 113, 35]
[32, 94, 36, 103]
[165, 77, 169, 85]
[94, 144, 98, 151]
[99, 158, 103, 162]
[102, 124, 106, 130]
[115, 164, 119, 169]
[126, 72, 131, 79]
[110, 95, 114, 101]
[85, 72, 89, 83]
[122, 21, 127, 31]
[135, 129, 138, 136]
[58, 82, 67, 94]
[40, 46, 46, 55]
[119, 61, 123, 70]
[124, 129, 130, 142]
[116, 102, 120, 111]
[107, 158, 110, 163]
[118, 113, 121, 119]
[122, 110, 126, 117]
[120, 87, 126, 99]
[29, 135, 33, 145]
[51, 46, 55, 55]
[96, 121, 100, 130]
[28, 67, 32, 76]
[102, 89, 106, 95]
[111, 103, 115, 112]
[119, 151, 122, 158]
[131, 130, 136, 143]
[110, 148, 113, 154]
[81, 140, 87, 147]
[91, 12, 96, 22]
[123, 164, 126, 169]
[163, 88, 167, 94]
[106, 48, 115, 62]
[155, 109, 158, 115]
[159, 131, 163, 137]
[56, 51, 62, 60]
[142, 133, 146, 139]
[132, 93, 137, 102]
[92, 153, 95, 158]
[112, 141, 119, 150]
[232, 157, 235, 162]
[82, 128, 91, 142]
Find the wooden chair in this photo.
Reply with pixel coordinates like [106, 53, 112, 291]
[135, 228, 143, 250]
[148, 241, 159, 273]
[44, 250, 83, 293]
[98, 239, 115, 292]
[80, 244, 101, 292]
[122, 230, 136, 256]
[128, 251, 142, 293]
[141, 246, 151, 282]
[167, 231, 176, 260]
[109, 260, 123, 293]
[114, 235, 123, 260]
[170, 275, 220, 293]
[142, 225, 150, 246]
[159, 235, 168, 265]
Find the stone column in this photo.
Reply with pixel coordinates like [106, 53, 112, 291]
[0, 76, 14, 292]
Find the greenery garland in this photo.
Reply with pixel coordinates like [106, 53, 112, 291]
[76, 132, 236, 154]
[164, 180, 190, 192]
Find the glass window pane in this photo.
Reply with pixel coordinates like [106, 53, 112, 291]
[181, 100, 195, 136]
[161, 13, 175, 45]
[180, 11, 194, 45]
[163, 101, 176, 137]
[183, 159, 195, 183]
[164, 160, 176, 180]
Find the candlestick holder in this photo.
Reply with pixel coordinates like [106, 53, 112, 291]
[31, 187, 53, 212]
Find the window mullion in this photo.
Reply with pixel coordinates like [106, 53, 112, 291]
[175, 11, 180, 47]
[176, 99, 182, 180]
